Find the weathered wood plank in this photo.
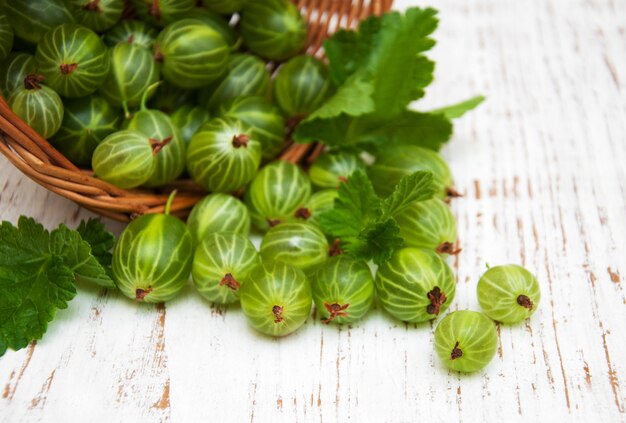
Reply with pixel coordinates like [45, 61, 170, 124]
[1, 0, 625, 421]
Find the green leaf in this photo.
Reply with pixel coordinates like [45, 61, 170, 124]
[382, 171, 436, 217]
[430, 95, 485, 119]
[348, 218, 403, 265]
[318, 170, 380, 239]
[76, 218, 115, 274]
[366, 111, 454, 152]
[295, 7, 440, 147]
[0, 217, 77, 356]
[53, 224, 115, 289]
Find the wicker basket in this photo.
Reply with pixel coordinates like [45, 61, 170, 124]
[0, 0, 394, 222]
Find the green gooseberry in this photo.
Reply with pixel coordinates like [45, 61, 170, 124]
[260, 222, 329, 273]
[299, 189, 338, 228]
[192, 232, 260, 305]
[245, 160, 312, 231]
[273, 55, 332, 118]
[131, 0, 195, 27]
[104, 20, 158, 49]
[368, 146, 454, 198]
[67, 0, 124, 32]
[375, 247, 456, 323]
[218, 96, 285, 159]
[35, 24, 109, 98]
[186, 7, 238, 47]
[309, 150, 363, 188]
[91, 129, 157, 188]
[239, 0, 307, 61]
[187, 117, 262, 193]
[434, 310, 498, 373]
[0, 12, 14, 61]
[198, 53, 271, 112]
[0, 53, 39, 98]
[240, 262, 312, 337]
[187, 193, 251, 244]
[155, 19, 229, 89]
[98, 42, 159, 112]
[51, 95, 121, 166]
[477, 265, 541, 324]
[170, 105, 210, 145]
[125, 99, 186, 187]
[8, 76, 64, 139]
[395, 198, 458, 254]
[310, 256, 374, 324]
[3, 0, 74, 45]
[112, 194, 193, 303]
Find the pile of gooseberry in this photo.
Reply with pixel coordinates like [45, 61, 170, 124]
[0, 0, 541, 374]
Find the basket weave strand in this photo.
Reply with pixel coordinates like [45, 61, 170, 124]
[0, 0, 393, 222]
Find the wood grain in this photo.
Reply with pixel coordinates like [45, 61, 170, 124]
[1, 0, 625, 421]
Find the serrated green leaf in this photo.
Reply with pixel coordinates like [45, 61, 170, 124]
[319, 170, 380, 238]
[0, 217, 77, 356]
[346, 218, 403, 265]
[382, 171, 436, 217]
[76, 218, 115, 274]
[430, 95, 485, 119]
[52, 224, 115, 288]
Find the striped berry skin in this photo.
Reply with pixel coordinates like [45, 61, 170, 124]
[192, 232, 261, 305]
[199, 54, 271, 112]
[368, 146, 454, 199]
[112, 212, 193, 303]
[309, 151, 363, 189]
[240, 262, 312, 337]
[395, 198, 457, 253]
[125, 109, 186, 187]
[239, 0, 307, 62]
[51, 95, 121, 167]
[170, 105, 210, 145]
[67, 0, 124, 32]
[91, 130, 155, 189]
[0, 12, 14, 61]
[187, 117, 261, 193]
[9, 83, 64, 140]
[245, 160, 312, 232]
[131, 0, 194, 28]
[434, 311, 498, 373]
[310, 256, 374, 325]
[187, 193, 251, 245]
[0, 53, 38, 98]
[104, 20, 157, 49]
[155, 19, 229, 88]
[219, 96, 285, 160]
[298, 189, 338, 228]
[477, 265, 541, 324]
[36, 24, 110, 98]
[3, 0, 74, 45]
[375, 247, 455, 323]
[98, 43, 160, 109]
[260, 222, 329, 273]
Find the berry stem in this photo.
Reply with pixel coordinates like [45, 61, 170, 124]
[150, 136, 173, 155]
[136, 287, 153, 301]
[426, 286, 446, 315]
[83, 0, 102, 12]
[164, 190, 177, 215]
[450, 341, 463, 360]
[294, 207, 311, 220]
[24, 74, 45, 90]
[59, 63, 78, 75]
[321, 303, 349, 324]
[517, 294, 534, 311]
[272, 305, 284, 323]
[232, 134, 250, 148]
[220, 273, 240, 291]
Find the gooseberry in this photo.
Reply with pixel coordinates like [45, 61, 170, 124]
[477, 264, 541, 323]
[240, 262, 312, 337]
[8, 75, 64, 139]
[375, 247, 456, 323]
[434, 310, 498, 373]
[309, 150, 363, 188]
[260, 222, 329, 273]
[395, 198, 458, 254]
[187, 193, 251, 244]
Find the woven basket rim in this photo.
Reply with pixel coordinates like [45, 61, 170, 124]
[0, 0, 394, 222]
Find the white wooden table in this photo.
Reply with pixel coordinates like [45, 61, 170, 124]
[1, 0, 625, 421]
